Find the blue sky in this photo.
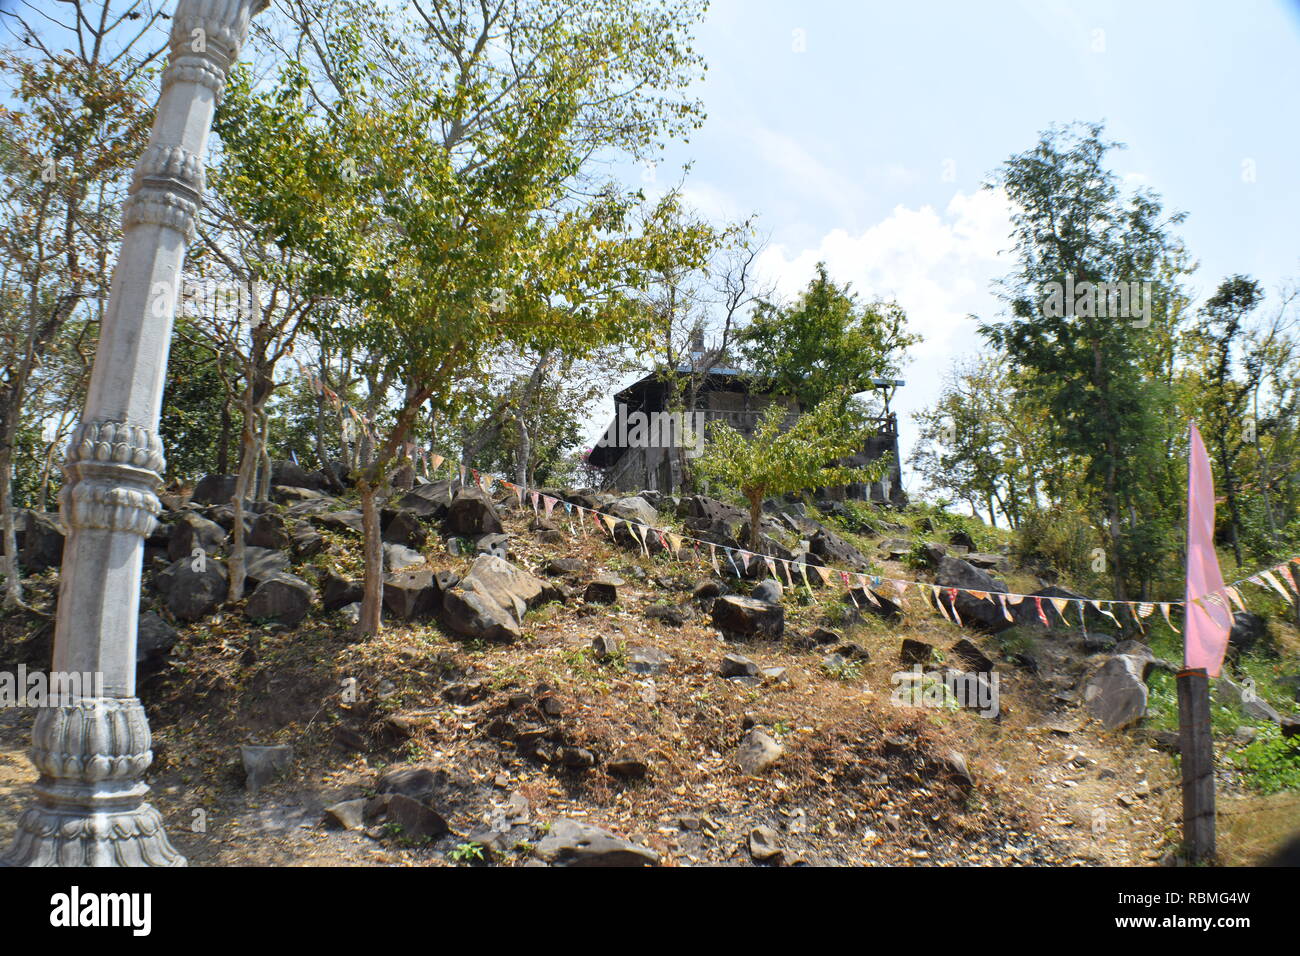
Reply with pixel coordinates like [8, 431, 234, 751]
[594, 0, 1300, 491]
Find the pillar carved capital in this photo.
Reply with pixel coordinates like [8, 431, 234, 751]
[59, 420, 164, 537]
[30, 697, 155, 784]
[162, 0, 270, 101]
[132, 144, 206, 202]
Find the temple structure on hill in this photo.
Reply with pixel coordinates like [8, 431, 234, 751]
[587, 363, 905, 504]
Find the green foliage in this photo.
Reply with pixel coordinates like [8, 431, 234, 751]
[694, 395, 884, 548]
[910, 351, 1058, 529]
[1014, 505, 1103, 585]
[821, 655, 863, 681]
[979, 121, 1191, 599]
[159, 320, 239, 481]
[1233, 730, 1300, 795]
[449, 842, 486, 864]
[738, 262, 918, 408]
[825, 500, 879, 536]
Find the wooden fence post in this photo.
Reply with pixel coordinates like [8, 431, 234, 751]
[1177, 667, 1216, 862]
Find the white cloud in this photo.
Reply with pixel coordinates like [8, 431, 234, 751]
[755, 187, 1012, 359]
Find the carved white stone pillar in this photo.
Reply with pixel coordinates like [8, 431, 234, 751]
[3, 0, 268, 867]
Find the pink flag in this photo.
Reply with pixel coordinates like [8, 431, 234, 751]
[1184, 423, 1233, 676]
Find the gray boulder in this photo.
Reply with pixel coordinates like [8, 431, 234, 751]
[1217, 677, 1282, 724]
[270, 460, 326, 491]
[1012, 585, 1089, 630]
[191, 474, 238, 505]
[315, 509, 365, 533]
[167, 512, 226, 562]
[19, 511, 64, 570]
[396, 479, 455, 519]
[1083, 655, 1148, 729]
[382, 510, 428, 549]
[949, 637, 995, 674]
[473, 532, 510, 560]
[383, 542, 424, 572]
[271, 485, 330, 505]
[242, 546, 290, 585]
[544, 557, 587, 577]
[712, 595, 784, 639]
[809, 528, 871, 572]
[934, 556, 1011, 633]
[535, 819, 658, 867]
[900, 638, 934, 665]
[720, 653, 760, 679]
[584, 574, 624, 605]
[878, 538, 912, 560]
[322, 570, 364, 612]
[248, 512, 291, 551]
[246, 572, 315, 625]
[165, 557, 227, 622]
[1228, 612, 1273, 656]
[363, 793, 449, 843]
[383, 569, 442, 620]
[628, 646, 671, 675]
[736, 728, 783, 774]
[608, 496, 658, 527]
[751, 578, 783, 603]
[290, 524, 327, 560]
[441, 555, 546, 643]
[136, 611, 177, 669]
[444, 487, 503, 537]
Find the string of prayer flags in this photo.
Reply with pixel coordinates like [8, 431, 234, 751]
[1260, 570, 1294, 604]
[1034, 596, 1050, 628]
[383, 451, 1300, 635]
[1050, 597, 1071, 627]
[1277, 564, 1298, 597]
[1095, 601, 1122, 629]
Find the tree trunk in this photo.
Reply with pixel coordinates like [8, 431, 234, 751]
[0, 441, 22, 609]
[35, 434, 60, 513]
[357, 477, 384, 637]
[314, 386, 330, 474]
[217, 395, 231, 474]
[515, 415, 530, 487]
[1105, 455, 1127, 602]
[256, 415, 272, 501]
[747, 491, 763, 551]
[226, 386, 259, 603]
[1217, 442, 1244, 567]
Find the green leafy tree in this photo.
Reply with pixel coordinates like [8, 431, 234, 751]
[1182, 275, 1263, 567]
[910, 351, 1059, 528]
[979, 122, 1189, 599]
[694, 396, 883, 549]
[216, 0, 713, 634]
[738, 263, 918, 410]
[0, 4, 161, 605]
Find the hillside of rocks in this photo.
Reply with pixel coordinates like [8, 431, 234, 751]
[1, 462, 1297, 866]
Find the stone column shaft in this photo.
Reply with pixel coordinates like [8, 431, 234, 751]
[4, 0, 268, 868]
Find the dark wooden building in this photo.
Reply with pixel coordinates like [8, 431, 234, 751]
[587, 365, 905, 504]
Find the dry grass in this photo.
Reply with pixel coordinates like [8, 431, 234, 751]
[0, 496, 1281, 866]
